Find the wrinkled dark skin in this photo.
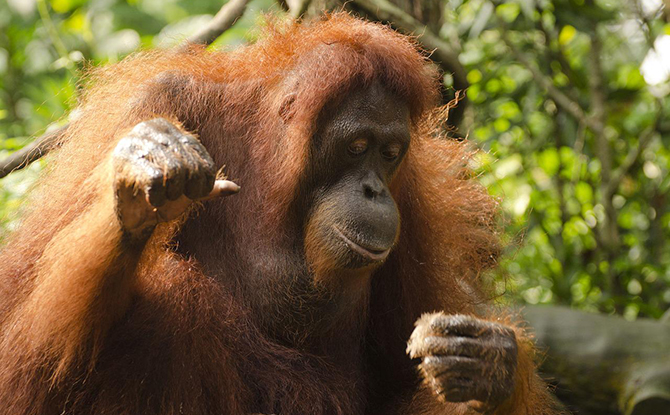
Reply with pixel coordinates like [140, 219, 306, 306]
[304, 82, 410, 269]
[407, 313, 518, 413]
[112, 118, 238, 239]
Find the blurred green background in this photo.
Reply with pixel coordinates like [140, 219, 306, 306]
[1, 0, 669, 320]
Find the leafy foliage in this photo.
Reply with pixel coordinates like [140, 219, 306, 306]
[454, 0, 670, 319]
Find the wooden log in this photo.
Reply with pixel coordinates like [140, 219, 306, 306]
[523, 306, 670, 415]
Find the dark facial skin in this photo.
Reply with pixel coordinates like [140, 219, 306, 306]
[305, 82, 410, 270]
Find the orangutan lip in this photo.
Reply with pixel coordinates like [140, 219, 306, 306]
[333, 226, 390, 262]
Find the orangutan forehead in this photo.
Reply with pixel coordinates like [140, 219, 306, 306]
[274, 41, 436, 126]
[330, 82, 411, 122]
[316, 83, 411, 141]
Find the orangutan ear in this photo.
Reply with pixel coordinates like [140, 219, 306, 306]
[279, 93, 297, 123]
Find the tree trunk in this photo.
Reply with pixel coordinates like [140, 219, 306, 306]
[523, 306, 670, 415]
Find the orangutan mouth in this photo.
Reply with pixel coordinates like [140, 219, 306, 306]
[333, 226, 391, 262]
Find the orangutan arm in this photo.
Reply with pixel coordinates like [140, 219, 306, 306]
[2, 118, 237, 380]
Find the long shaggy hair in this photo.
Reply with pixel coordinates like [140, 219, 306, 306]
[0, 13, 557, 415]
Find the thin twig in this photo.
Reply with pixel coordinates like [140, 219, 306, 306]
[285, 0, 313, 18]
[571, 121, 587, 184]
[491, 8, 600, 132]
[605, 105, 663, 197]
[1, 0, 250, 180]
[535, 3, 584, 91]
[634, 0, 659, 50]
[585, 25, 623, 311]
[498, 28, 598, 132]
[186, 0, 250, 45]
[0, 125, 66, 178]
[588, 34, 608, 156]
[36, 0, 75, 76]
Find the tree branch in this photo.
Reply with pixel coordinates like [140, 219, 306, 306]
[587, 34, 609, 168]
[535, 5, 585, 91]
[0, 125, 66, 178]
[1, 0, 250, 180]
[605, 106, 663, 197]
[285, 0, 313, 18]
[186, 0, 250, 45]
[585, 26, 624, 312]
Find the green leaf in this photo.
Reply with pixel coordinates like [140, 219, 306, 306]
[574, 182, 593, 204]
[49, 0, 86, 14]
[559, 25, 576, 46]
[537, 148, 560, 176]
[614, 65, 645, 90]
[496, 3, 521, 23]
[467, 69, 483, 84]
[494, 117, 511, 132]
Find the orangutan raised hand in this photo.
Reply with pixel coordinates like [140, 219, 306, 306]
[407, 313, 518, 413]
[112, 118, 239, 238]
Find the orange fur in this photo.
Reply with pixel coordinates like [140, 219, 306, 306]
[0, 13, 559, 415]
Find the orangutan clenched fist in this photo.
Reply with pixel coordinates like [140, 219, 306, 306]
[112, 118, 239, 238]
[407, 313, 518, 413]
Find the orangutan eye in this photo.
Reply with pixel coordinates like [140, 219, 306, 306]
[347, 138, 368, 156]
[381, 144, 402, 161]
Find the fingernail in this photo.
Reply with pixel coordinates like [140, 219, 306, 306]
[218, 180, 240, 195]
